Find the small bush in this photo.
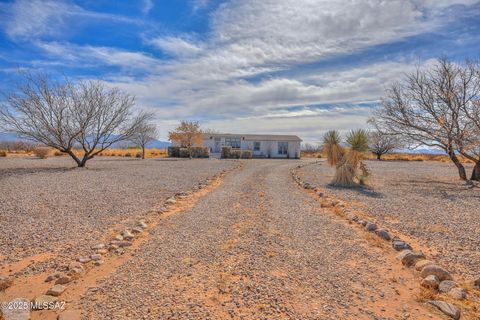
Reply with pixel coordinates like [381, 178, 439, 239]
[190, 146, 209, 158]
[0, 150, 7, 157]
[179, 148, 190, 158]
[53, 150, 64, 156]
[33, 147, 52, 159]
[241, 150, 252, 159]
[230, 150, 241, 159]
[168, 146, 180, 157]
[135, 152, 142, 158]
[221, 146, 232, 159]
[125, 152, 132, 157]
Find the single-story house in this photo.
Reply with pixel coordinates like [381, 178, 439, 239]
[203, 133, 302, 158]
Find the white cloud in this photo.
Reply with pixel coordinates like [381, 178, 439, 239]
[148, 36, 204, 57]
[141, 0, 154, 14]
[35, 42, 161, 71]
[0, 0, 138, 40]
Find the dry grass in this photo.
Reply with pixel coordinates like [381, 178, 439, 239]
[98, 148, 167, 158]
[0, 150, 7, 157]
[32, 147, 53, 159]
[301, 151, 474, 163]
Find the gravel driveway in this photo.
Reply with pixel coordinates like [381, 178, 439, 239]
[0, 156, 236, 266]
[82, 160, 435, 320]
[297, 160, 479, 281]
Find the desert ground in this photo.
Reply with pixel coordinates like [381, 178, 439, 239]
[0, 157, 479, 319]
[297, 160, 479, 280]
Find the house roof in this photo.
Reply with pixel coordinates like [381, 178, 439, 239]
[203, 133, 302, 142]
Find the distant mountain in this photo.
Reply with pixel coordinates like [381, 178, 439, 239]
[0, 132, 171, 149]
[0, 132, 22, 141]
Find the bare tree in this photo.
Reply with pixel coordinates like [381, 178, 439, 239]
[371, 58, 480, 180]
[129, 119, 158, 159]
[368, 131, 401, 160]
[168, 120, 203, 159]
[0, 73, 149, 167]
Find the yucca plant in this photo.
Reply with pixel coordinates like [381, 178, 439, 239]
[323, 129, 371, 187]
[322, 130, 343, 166]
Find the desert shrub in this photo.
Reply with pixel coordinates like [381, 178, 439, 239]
[53, 150, 64, 156]
[135, 152, 142, 158]
[125, 152, 132, 157]
[241, 150, 252, 159]
[33, 147, 52, 159]
[190, 146, 209, 158]
[168, 146, 180, 157]
[221, 146, 232, 159]
[0, 150, 7, 157]
[230, 150, 241, 159]
[179, 148, 190, 158]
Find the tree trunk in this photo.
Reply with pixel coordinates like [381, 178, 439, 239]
[65, 149, 84, 167]
[471, 161, 480, 181]
[376, 153, 381, 160]
[447, 148, 467, 180]
[142, 146, 145, 159]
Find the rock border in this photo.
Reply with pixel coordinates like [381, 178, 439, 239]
[290, 161, 468, 320]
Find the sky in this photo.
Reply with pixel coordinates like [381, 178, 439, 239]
[0, 0, 480, 143]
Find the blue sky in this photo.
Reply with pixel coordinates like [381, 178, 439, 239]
[1, 0, 480, 143]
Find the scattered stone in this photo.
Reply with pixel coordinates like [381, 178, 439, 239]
[90, 254, 102, 261]
[91, 244, 105, 250]
[77, 257, 91, 264]
[365, 222, 378, 232]
[400, 251, 426, 267]
[111, 241, 132, 248]
[358, 220, 367, 226]
[474, 277, 480, 288]
[392, 240, 412, 251]
[96, 248, 109, 254]
[45, 272, 61, 282]
[121, 230, 134, 240]
[57, 309, 82, 320]
[114, 234, 124, 241]
[55, 275, 72, 285]
[438, 280, 458, 293]
[68, 262, 85, 276]
[346, 213, 358, 221]
[94, 260, 104, 266]
[421, 275, 439, 289]
[421, 265, 453, 281]
[131, 227, 143, 234]
[414, 259, 434, 271]
[46, 284, 66, 297]
[0, 276, 13, 291]
[448, 287, 466, 300]
[137, 221, 148, 229]
[1, 297, 30, 320]
[396, 250, 412, 261]
[32, 295, 58, 310]
[375, 229, 391, 241]
[165, 197, 176, 204]
[428, 301, 460, 320]
[316, 191, 325, 197]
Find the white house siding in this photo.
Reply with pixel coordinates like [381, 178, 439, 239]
[202, 134, 301, 159]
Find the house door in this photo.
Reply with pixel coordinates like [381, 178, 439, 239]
[214, 138, 221, 153]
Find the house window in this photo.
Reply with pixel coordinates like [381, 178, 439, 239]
[278, 142, 288, 155]
[253, 141, 260, 151]
[225, 137, 241, 148]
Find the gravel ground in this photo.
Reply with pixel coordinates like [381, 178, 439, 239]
[82, 160, 434, 320]
[297, 160, 479, 280]
[0, 156, 236, 266]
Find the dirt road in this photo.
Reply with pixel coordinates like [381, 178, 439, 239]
[80, 160, 438, 320]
